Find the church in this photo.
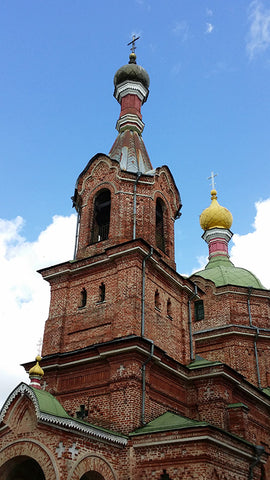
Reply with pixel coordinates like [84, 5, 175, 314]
[0, 44, 270, 480]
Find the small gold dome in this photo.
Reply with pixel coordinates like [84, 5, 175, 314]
[29, 355, 44, 377]
[200, 189, 233, 231]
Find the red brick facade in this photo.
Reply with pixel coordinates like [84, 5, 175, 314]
[1, 56, 270, 479]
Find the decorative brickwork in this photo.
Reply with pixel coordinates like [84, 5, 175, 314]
[1, 53, 270, 480]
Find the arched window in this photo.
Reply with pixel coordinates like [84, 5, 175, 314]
[99, 282, 105, 302]
[156, 198, 165, 252]
[79, 288, 87, 308]
[91, 189, 111, 243]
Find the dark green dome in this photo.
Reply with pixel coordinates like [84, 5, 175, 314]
[114, 54, 150, 89]
[192, 256, 264, 289]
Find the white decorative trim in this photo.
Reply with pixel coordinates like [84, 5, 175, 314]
[0, 383, 127, 446]
[0, 383, 40, 420]
[114, 80, 148, 103]
[202, 228, 233, 244]
[39, 412, 127, 445]
[116, 114, 145, 134]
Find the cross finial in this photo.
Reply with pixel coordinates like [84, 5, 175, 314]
[128, 35, 140, 54]
[208, 171, 218, 189]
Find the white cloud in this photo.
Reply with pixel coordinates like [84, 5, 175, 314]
[172, 21, 190, 42]
[0, 214, 77, 407]
[247, 0, 270, 59]
[206, 8, 213, 17]
[230, 198, 270, 289]
[205, 22, 214, 34]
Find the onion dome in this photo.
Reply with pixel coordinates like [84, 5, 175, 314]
[109, 49, 153, 175]
[114, 52, 150, 92]
[200, 189, 233, 231]
[29, 355, 44, 389]
[192, 188, 265, 289]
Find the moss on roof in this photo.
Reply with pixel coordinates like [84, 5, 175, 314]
[192, 256, 264, 289]
[130, 411, 207, 436]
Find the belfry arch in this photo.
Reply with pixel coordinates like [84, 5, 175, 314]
[91, 189, 111, 243]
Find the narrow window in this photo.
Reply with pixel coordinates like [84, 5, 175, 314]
[155, 289, 161, 310]
[79, 288, 87, 308]
[167, 298, 172, 318]
[99, 282, 105, 302]
[91, 189, 111, 243]
[195, 300, 204, 321]
[156, 198, 165, 252]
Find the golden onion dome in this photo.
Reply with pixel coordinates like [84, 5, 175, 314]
[29, 355, 44, 377]
[200, 189, 233, 231]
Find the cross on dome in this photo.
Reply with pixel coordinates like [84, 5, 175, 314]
[127, 35, 140, 54]
[208, 171, 218, 190]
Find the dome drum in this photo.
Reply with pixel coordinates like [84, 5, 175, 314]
[114, 80, 149, 105]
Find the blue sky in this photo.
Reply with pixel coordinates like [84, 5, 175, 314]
[0, 0, 270, 403]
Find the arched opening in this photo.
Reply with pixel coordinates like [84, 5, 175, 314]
[80, 472, 105, 480]
[0, 456, 45, 480]
[156, 198, 166, 252]
[91, 189, 111, 243]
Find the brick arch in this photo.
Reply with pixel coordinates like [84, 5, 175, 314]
[85, 180, 118, 204]
[153, 190, 173, 220]
[0, 439, 59, 480]
[81, 158, 118, 194]
[68, 454, 117, 480]
[156, 166, 181, 216]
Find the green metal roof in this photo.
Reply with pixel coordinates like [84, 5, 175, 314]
[227, 403, 249, 409]
[0, 383, 127, 445]
[130, 411, 207, 436]
[262, 387, 270, 397]
[30, 387, 125, 438]
[187, 355, 222, 370]
[192, 256, 264, 289]
[31, 387, 70, 418]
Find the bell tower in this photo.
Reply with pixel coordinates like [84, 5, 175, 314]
[34, 49, 195, 431]
[72, 48, 181, 265]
